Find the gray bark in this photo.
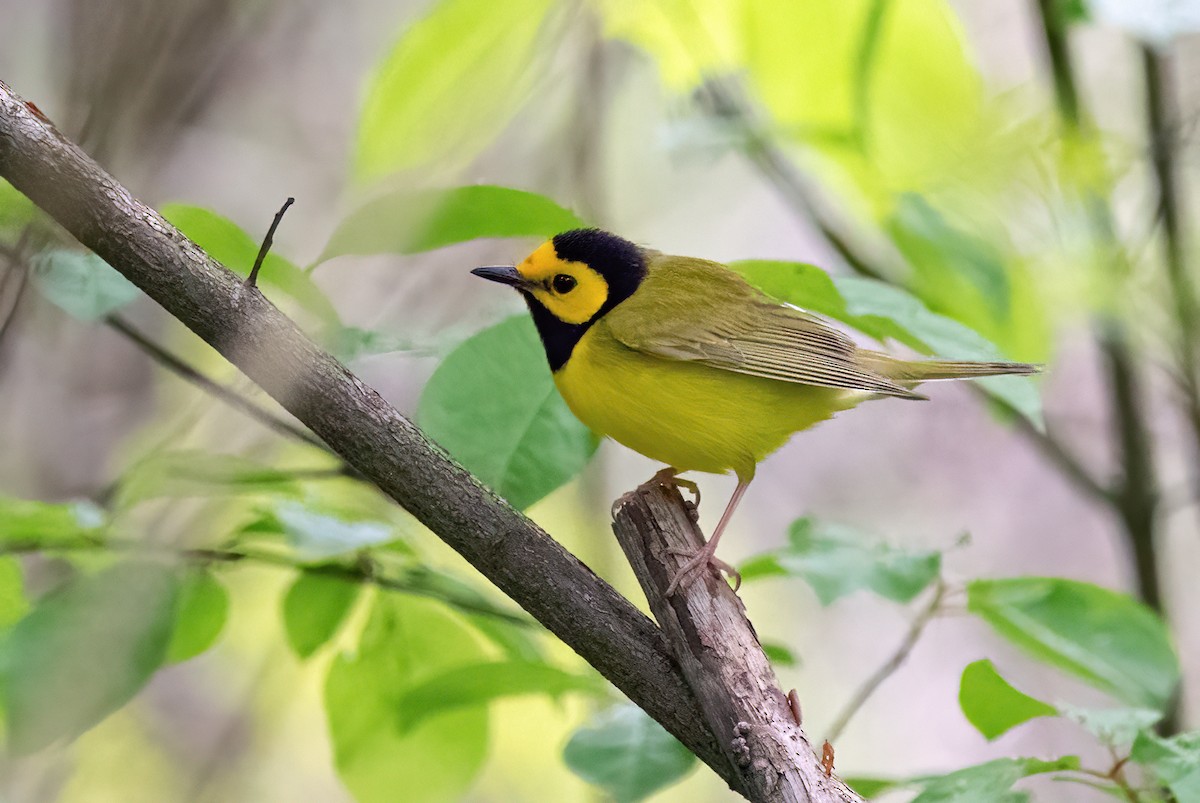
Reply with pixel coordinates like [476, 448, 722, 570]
[613, 483, 864, 803]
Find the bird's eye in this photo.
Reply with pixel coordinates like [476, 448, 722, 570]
[552, 273, 577, 294]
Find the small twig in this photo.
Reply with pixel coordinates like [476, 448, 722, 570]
[825, 580, 946, 743]
[0, 536, 534, 627]
[245, 196, 293, 289]
[105, 312, 329, 452]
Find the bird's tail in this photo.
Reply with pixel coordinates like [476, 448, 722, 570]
[860, 351, 1041, 383]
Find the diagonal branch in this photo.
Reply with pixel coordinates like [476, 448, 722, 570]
[0, 80, 742, 795]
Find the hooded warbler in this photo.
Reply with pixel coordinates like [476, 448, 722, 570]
[472, 229, 1038, 593]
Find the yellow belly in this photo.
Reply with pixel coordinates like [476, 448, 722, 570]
[554, 326, 861, 480]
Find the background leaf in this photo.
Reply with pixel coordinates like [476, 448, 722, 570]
[909, 756, 1079, 803]
[419, 315, 599, 509]
[739, 517, 941, 605]
[967, 577, 1179, 711]
[282, 572, 360, 659]
[0, 496, 105, 545]
[958, 659, 1057, 740]
[165, 569, 229, 664]
[0, 557, 29, 631]
[395, 660, 605, 733]
[354, 0, 558, 181]
[1131, 730, 1200, 801]
[0, 562, 178, 753]
[563, 704, 697, 803]
[271, 502, 398, 561]
[325, 595, 489, 803]
[1059, 704, 1162, 748]
[319, 185, 586, 262]
[115, 451, 306, 508]
[29, 249, 140, 321]
[161, 204, 339, 326]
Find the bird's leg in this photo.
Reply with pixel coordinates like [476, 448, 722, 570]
[665, 480, 750, 595]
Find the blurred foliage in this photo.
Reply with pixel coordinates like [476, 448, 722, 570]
[4, 0, 1200, 799]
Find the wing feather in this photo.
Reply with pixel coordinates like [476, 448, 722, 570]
[601, 255, 921, 399]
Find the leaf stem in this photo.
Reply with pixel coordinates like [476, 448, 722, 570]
[824, 579, 946, 742]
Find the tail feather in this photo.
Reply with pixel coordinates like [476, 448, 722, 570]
[859, 351, 1041, 383]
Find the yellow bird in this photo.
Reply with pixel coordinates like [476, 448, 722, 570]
[472, 229, 1037, 593]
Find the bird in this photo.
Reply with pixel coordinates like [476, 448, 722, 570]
[472, 228, 1038, 594]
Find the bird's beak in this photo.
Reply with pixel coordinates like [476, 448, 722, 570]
[471, 265, 529, 289]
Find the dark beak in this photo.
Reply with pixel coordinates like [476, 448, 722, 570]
[471, 265, 527, 289]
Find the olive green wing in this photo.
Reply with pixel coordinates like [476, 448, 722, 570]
[603, 255, 922, 399]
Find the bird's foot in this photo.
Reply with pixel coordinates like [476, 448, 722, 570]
[644, 467, 700, 521]
[665, 542, 741, 595]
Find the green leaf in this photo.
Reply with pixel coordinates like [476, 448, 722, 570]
[563, 704, 697, 803]
[419, 315, 599, 509]
[0, 557, 29, 631]
[1059, 704, 1161, 748]
[282, 572, 360, 659]
[319, 186, 586, 262]
[325, 595, 489, 803]
[160, 204, 339, 325]
[29, 249, 140, 321]
[165, 570, 228, 664]
[0, 179, 38, 233]
[0, 562, 179, 753]
[761, 641, 799, 667]
[0, 496, 105, 545]
[354, 0, 558, 181]
[958, 659, 1057, 740]
[739, 517, 940, 605]
[967, 578, 1179, 711]
[1055, 0, 1089, 24]
[271, 502, 398, 561]
[887, 193, 1010, 321]
[1131, 730, 1200, 802]
[846, 777, 900, 797]
[396, 660, 604, 733]
[324, 325, 423, 363]
[115, 450, 305, 508]
[910, 756, 1080, 803]
[731, 261, 1042, 426]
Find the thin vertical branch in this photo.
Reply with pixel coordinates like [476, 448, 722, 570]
[1141, 44, 1200, 505]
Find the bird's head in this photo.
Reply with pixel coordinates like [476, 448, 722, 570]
[472, 228, 647, 326]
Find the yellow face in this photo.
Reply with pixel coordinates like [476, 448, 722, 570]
[516, 241, 609, 325]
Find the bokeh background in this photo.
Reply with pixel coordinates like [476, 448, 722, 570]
[1, 0, 1198, 801]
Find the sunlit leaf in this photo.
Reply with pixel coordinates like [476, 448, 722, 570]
[967, 578, 1179, 711]
[272, 502, 398, 561]
[0, 496, 105, 545]
[740, 517, 940, 605]
[115, 451, 305, 508]
[731, 261, 1042, 426]
[166, 569, 228, 664]
[1131, 730, 1200, 802]
[161, 204, 339, 325]
[958, 659, 1057, 740]
[847, 777, 901, 797]
[0, 557, 28, 631]
[761, 641, 798, 667]
[419, 315, 599, 509]
[319, 186, 585, 262]
[282, 572, 360, 659]
[1086, 0, 1200, 47]
[563, 704, 697, 803]
[909, 756, 1079, 803]
[0, 178, 38, 233]
[354, 0, 558, 181]
[1060, 704, 1161, 748]
[0, 562, 178, 753]
[29, 249, 140, 321]
[325, 595, 489, 803]
[396, 661, 604, 733]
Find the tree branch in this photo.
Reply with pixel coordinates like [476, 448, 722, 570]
[612, 482, 863, 803]
[0, 80, 743, 795]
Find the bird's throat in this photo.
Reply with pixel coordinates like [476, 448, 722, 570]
[524, 294, 590, 372]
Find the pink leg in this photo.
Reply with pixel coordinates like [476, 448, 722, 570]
[666, 480, 750, 595]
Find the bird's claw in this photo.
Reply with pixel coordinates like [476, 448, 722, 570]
[665, 546, 742, 595]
